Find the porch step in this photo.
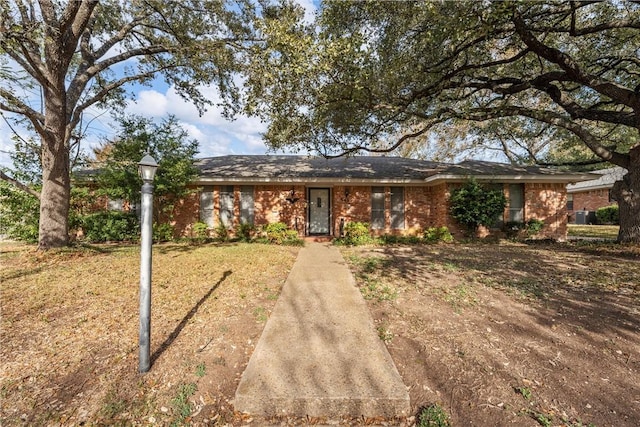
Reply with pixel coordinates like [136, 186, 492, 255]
[304, 235, 334, 243]
[234, 242, 410, 418]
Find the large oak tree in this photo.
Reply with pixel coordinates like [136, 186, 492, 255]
[247, 1, 640, 242]
[0, 0, 257, 249]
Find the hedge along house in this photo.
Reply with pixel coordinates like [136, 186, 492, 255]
[171, 155, 596, 240]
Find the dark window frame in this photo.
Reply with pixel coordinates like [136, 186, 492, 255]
[240, 185, 255, 225]
[219, 185, 234, 228]
[390, 187, 405, 229]
[371, 186, 385, 230]
[200, 186, 214, 227]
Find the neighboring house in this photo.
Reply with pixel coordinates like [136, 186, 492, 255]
[169, 155, 595, 240]
[566, 167, 626, 224]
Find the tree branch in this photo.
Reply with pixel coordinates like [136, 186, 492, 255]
[513, 13, 640, 111]
[68, 65, 178, 132]
[0, 89, 46, 135]
[0, 170, 41, 199]
[457, 105, 630, 169]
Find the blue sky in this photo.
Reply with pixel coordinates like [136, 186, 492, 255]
[0, 0, 318, 170]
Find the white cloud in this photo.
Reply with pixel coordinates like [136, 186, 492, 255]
[124, 83, 270, 158]
[127, 90, 169, 117]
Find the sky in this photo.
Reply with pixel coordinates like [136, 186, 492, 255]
[0, 0, 318, 170]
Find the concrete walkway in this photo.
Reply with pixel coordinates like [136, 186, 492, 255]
[234, 242, 410, 418]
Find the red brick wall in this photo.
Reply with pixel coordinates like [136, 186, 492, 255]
[203, 185, 307, 236]
[333, 185, 372, 235]
[440, 182, 568, 239]
[332, 184, 457, 237]
[172, 181, 570, 240]
[171, 190, 200, 237]
[524, 183, 567, 239]
[570, 189, 613, 214]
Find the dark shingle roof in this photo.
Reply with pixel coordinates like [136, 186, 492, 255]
[439, 160, 581, 178]
[193, 155, 596, 184]
[194, 155, 445, 182]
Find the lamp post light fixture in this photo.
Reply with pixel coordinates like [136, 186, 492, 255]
[138, 154, 158, 373]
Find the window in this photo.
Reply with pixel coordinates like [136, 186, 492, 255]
[240, 186, 254, 224]
[371, 187, 385, 230]
[390, 187, 405, 229]
[567, 194, 574, 211]
[219, 185, 234, 227]
[200, 186, 214, 227]
[509, 184, 524, 222]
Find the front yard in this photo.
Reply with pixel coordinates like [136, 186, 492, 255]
[1, 240, 638, 426]
[1, 242, 299, 426]
[343, 241, 640, 427]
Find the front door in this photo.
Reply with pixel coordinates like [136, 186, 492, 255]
[308, 188, 330, 234]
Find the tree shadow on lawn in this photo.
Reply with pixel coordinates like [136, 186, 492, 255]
[150, 269, 232, 367]
[366, 242, 640, 425]
[376, 242, 639, 339]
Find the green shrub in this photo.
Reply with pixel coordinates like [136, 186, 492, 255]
[235, 221, 256, 242]
[417, 403, 451, 427]
[343, 221, 375, 245]
[153, 223, 174, 242]
[213, 220, 230, 242]
[449, 179, 507, 235]
[0, 180, 39, 243]
[81, 211, 139, 242]
[504, 219, 544, 239]
[525, 218, 544, 236]
[423, 226, 454, 243]
[596, 205, 619, 224]
[191, 221, 210, 244]
[263, 222, 303, 245]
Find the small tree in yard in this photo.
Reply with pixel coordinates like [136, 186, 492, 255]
[94, 114, 199, 234]
[449, 180, 507, 236]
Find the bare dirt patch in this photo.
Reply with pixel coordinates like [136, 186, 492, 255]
[1, 242, 299, 426]
[342, 241, 640, 427]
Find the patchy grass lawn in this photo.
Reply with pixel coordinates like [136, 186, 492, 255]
[568, 224, 620, 239]
[3, 239, 639, 426]
[343, 241, 640, 427]
[1, 242, 299, 426]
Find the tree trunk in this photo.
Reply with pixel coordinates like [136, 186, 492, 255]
[38, 92, 70, 249]
[612, 145, 640, 243]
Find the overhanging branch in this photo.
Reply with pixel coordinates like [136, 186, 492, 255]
[454, 105, 631, 169]
[0, 170, 41, 200]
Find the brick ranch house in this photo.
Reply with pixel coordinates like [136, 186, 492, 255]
[169, 155, 595, 240]
[566, 167, 625, 224]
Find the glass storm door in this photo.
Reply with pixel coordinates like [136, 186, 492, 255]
[308, 188, 330, 234]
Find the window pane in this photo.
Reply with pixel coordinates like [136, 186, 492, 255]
[240, 186, 254, 224]
[509, 184, 524, 222]
[371, 187, 385, 229]
[220, 185, 234, 227]
[567, 194, 574, 211]
[390, 187, 404, 229]
[200, 186, 214, 227]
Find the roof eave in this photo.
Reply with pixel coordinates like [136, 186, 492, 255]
[424, 173, 598, 185]
[192, 177, 432, 186]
